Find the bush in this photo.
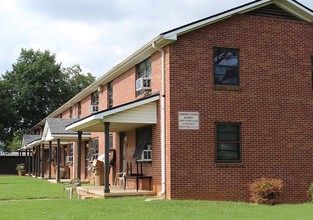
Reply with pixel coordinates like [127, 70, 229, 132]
[308, 182, 313, 202]
[249, 177, 283, 205]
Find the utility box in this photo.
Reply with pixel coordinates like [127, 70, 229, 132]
[92, 160, 104, 186]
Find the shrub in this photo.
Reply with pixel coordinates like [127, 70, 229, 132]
[249, 177, 283, 205]
[308, 182, 313, 202]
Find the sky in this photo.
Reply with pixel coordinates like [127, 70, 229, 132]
[0, 0, 312, 78]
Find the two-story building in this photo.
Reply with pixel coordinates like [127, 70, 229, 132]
[24, 0, 313, 203]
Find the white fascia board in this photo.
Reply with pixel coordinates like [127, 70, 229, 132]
[46, 134, 90, 141]
[65, 115, 100, 131]
[26, 139, 43, 148]
[98, 95, 160, 119]
[162, 0, 272, 38]
[274, 0, 313, 22]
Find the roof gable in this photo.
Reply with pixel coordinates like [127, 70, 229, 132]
[162, 0, 313, 39]
[246, 3, 301, 20]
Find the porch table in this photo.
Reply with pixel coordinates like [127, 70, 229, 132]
[124, 175, 152, 191]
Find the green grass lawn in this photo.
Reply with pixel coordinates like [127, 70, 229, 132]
[0, 175, 312, 220]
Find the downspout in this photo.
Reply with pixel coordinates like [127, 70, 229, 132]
[152, 42, 166, 196]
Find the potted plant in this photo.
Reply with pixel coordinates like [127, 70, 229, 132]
[16, 164, 25, 176]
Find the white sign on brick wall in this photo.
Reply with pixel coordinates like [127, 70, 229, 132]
[178, 112, 199, 130]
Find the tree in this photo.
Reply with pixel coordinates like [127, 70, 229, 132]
[62, 64, 95, 97]
[1, 48, 95, 151]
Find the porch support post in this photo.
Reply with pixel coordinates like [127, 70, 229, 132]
[104, 122, 110, 193]
[48, 141, 52, 179]
[27, 149, 31, 176]
[32, 147, 35, 176]
[24, 150, 28, 172]
[41, 144, 45, 178]
[36, 146, 40, 177]
[57, 139, 61, 183]
[77, 131, 82, 180]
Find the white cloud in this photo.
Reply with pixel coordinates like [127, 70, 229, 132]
[0, 0, 312, 77]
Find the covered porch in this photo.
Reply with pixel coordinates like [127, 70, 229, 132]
[66, 93, 160, 194]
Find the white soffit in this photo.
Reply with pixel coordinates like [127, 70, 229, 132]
[66, 95, 159, 132]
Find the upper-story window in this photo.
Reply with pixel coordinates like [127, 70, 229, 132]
[69, 107, 73, 118]
[107, 81, 113, 109]
[214, 48, 239, 85]
[90, 91, 99, 113]
[136, 57, 151, 96]
[77, 101, 81, 118]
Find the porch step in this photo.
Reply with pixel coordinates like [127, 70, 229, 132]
[79, 195, 94, 200]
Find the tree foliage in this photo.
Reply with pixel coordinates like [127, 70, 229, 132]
[0, 48, 95, 151]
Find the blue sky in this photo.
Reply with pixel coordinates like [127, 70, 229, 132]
[0, 0, 312, 78]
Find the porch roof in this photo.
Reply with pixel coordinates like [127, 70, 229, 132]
[21, 134, 41, 149]
[42, 118, 91, 142]
[66, 93, 160, 132]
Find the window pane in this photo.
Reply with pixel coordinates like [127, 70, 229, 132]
[217, 124, 239, 141]
[216, 123, 241, 161]
[217, 143, 240, 160]
[217, 124, 238, 132]
[214, 47, 239, 85]
[214, 48, 238, 66]
[217, 150, 240, 160]
[217, 143, 239, 151]
[214, 66, 238, 85]
[217, 132, 239, 141]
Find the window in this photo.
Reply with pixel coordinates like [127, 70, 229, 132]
[133, 126, 152, 161]
[77, 101, 81, 118]
[107, 81, 113, 109]
[136, 57, 151, 95]
[216, 123, 241, 162]
[66, 144, 73, 163]
[214, 48, 239, 85]
[91, 91, 99, 112]
[69, 107, 73, 118]
[86, 139, 99, 161]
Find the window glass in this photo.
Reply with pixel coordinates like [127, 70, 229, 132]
[214, 48, 239, 85]
[91, 91, 99, 106]
[133, 126, 152, 161]
[107, 81, 113, 109]
[136, 57, 152, 95]
[216, 123, 241, 162]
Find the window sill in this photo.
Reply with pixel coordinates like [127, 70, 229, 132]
[215, 162, 243, 167]
[214, 85, 241, 91]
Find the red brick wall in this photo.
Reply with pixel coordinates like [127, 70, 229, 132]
[167, 14, 313, 203]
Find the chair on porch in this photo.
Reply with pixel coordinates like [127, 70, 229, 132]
[114, 169, 127, 188]
[63, 178, 81, 199]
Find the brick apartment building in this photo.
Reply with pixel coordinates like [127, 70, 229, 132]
[22, 0, 313, 203]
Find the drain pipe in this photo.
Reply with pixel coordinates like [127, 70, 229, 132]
[152, 42, 166, 196]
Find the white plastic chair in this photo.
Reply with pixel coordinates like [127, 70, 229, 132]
[114, 169, 126, 189]
[63, 178, 81, 199]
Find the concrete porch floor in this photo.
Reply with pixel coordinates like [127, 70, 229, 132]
[47, 178, 90, 184]
[77, 185, 156, 198]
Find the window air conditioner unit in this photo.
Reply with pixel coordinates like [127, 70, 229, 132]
[89, 105, 98, 113]
[65, 156, 73, 163]
[136, 77, 151, 92]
